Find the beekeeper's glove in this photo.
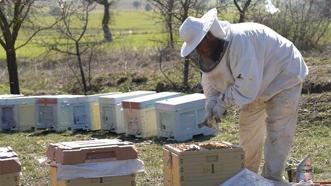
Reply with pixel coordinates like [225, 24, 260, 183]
[205, 95, 225, 121]
[213, 96, 225, 120]
[205, 96, 217, 120]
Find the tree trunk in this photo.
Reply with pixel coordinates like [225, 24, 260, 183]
[102, 2, 112, 42]
[75, 42, 88, 95]
[182, 57, 189, 91]
[239, 12, 245, 23]
[6, 48, 20, 94]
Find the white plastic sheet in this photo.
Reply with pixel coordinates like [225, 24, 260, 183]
[57, 159, 144, 180]
[221, 168, 274, 186]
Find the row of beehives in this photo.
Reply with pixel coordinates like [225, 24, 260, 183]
[0, 91, 216, 141]
[1, 139, 245, 186]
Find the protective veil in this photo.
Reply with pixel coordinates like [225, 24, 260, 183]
[201, 20, 308, 181]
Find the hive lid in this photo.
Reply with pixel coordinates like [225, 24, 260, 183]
[86, 92, 121, 102]
[36, 95, 84, 104]
[47, 139, 138, 165]
[156, 93, 206, 111]
[1, 96, 38, 105]
[164, 141, 243, 155]
[0, 147, 21, 175]
[0, 94, 23, 98]
[99, 91, 156, 104]
[122, 92, 182, 109]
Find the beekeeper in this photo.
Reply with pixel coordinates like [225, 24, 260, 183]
[179, 8, 308, 181]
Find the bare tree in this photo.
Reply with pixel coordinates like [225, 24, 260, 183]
[149, 0, 207, 90]
[133, 0, 141, 10]
[88, 0, 116, 42]
[0, 0, 60, 94]
[49, 0, 97, 95]
[149, 0, 176, 48]
[251, 0, 331, 50]
[233, 0, 251, 22]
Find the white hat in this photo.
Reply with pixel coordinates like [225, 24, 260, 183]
[179, 8, 218, 57]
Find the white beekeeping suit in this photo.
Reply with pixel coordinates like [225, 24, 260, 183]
[179, 8, 308, 181]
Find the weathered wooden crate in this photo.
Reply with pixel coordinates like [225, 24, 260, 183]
[49, 166, 136, 186]
[0, 173, 20, 186]
[0, 147, 21, 186]
[47, 139, 137, 164]
[163, 142, 245, 186]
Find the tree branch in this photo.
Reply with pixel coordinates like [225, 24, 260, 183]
[12, 2, 32, 42]
[15, 16, 62, 50]
[233, 0, 243, 13]
[77, 4, 89, 42]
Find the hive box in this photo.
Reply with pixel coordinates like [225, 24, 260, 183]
[35, 95, 84, 131]
[163, 142, 244, 186]
[156, 93, 216, 141]
[86, 93, 121, 131]
[47, 139, 137, 164]
[49, 166, 136, 186]
[0, 147, 21, 186]
[47, 139, 138, 186]
[123, 92, 181, 138]
[99, 91, 156, 133]
[0, 97, 38, 131]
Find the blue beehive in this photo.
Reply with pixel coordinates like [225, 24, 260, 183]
[155, 93, 216, 141]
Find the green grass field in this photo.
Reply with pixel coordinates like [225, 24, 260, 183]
[0, 10, 165, 59]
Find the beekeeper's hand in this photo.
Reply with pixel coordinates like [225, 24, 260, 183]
[213, 96, 225, 120]
[205, 96, 225, 121]
[205, 96, 217, 120]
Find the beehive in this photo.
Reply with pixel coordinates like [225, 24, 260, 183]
[0, 147, 21, 186]
[123, 92, 181, 138]
[0, 96, 34, 131]
[0, 98, 19, 131]
[49, 166, 136, 186]
[156, 93, 216, 141]
[47, 139, 140, 186]
[163, 142, 244, 186]
[36, 95, 84, 131]
[99, 91, 156, 133]
[86, 93, 121, 131]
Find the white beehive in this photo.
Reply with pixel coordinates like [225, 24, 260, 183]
[0, 94, 23, 131]
[123, 92, 182, 138]
[86, 92, 121, 131]
[69, 92, 121, 131]
[36, 95, 84, 131]
[0, 98, 19, 131]
[99, 91, 156, 133]
[155, 93, 216, 142]
[0, 96, 37, 131]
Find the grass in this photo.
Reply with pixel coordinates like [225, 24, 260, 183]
[0, 93, 330, 185]
[0, 10, 164, 60]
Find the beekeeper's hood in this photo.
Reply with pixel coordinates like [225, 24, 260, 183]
[179, 8, 230, 57]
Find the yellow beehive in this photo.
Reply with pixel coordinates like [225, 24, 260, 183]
[163, 142, 245, 186]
